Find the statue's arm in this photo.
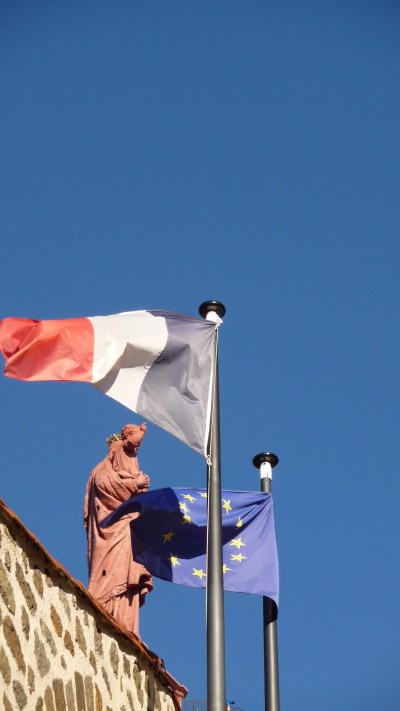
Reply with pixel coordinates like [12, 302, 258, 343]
[136, 471, 150, 491]
[114, 469, 150, 499]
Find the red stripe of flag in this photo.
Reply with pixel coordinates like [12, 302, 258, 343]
[0, 317, 94, 381]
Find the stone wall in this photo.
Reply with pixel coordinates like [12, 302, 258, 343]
[0, 500, 185, 711]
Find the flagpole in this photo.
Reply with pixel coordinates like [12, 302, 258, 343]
[199, 300, 226, 711]
[253, 452, 280, 711]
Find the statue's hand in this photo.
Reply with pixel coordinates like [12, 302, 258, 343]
[136, 472, 150, 490]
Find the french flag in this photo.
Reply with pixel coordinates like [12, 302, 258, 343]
[0, 310, 218, 455]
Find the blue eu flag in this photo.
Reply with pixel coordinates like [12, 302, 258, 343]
[103, 487, 279, 605]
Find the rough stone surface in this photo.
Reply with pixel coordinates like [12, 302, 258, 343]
[44, 686, 56, 711]
[133, 662, 142, 687]
[3, 693, 14, 711]
[33, 568, 44, 596]
[53, 678, 67, 711]
[21, 605, 30, 640]
[3, 615, 26, 673]
[65, 680, 76, 711]
[58, 589, 71, 621]
[89, 650, 97, 673]
[74, 671, 86, 711]
[63, 629, 74, 656]
[127, 689, 135, 711]
[0, 506, 180, 711]
[41, 619, 57, 656]
[0, 560, 16, 614]
[4, 549, 11, 570]
[28, 665, 36, 693]
[13, 679, 28, 710]
[84, 675, 94, 710]
[136, 678, 145, 707]
[95, 684, 103, 711]
[50, 605, 63, 638]
[155, 689, 163, 711]
[102, 667, 111, 698]
[21, 550, 29, 573]
[75, 617, 87, 655]
[15, 560, 37, 613]
[123, 655, 130, 677]
[0, 644, 11, 684]
[94, 627, 103, 656]
[44, 568, 54, 588]
[35, 629, 51, 677]
[110, 640, 119, 677]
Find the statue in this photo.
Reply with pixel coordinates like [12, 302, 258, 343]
[84, 423, 153, 637]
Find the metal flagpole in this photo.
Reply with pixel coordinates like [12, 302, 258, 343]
[199, 300, 226, 711]
[253, 452, 280, 711]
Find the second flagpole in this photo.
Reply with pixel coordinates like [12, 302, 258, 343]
[253, 452, 280, 711]
[199, 300, 226, 711]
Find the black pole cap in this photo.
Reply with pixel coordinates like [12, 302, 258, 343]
[252, 452, 279, 470]
[198, 300, 226, 319]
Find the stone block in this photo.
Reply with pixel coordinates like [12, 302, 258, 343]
[15, 560, 37, 614]
[50, 604, 63, 638]
[0, 560, 16, 614]
[53, 678, 67, 711]
[3, 615, 26, 673]
[34, 629, 51, 677]
[0, 644, 11, 684]
[75, 617, 87, 655]
[13, 680, 28, 710]
[74, 671, 87, 711]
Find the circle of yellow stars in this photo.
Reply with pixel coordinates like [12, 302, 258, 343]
[161, 491, 248, 582]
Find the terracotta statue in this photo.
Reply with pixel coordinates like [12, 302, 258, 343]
[84, 423, 153, 637]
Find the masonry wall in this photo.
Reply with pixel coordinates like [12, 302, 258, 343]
[0, 506, 180, 711]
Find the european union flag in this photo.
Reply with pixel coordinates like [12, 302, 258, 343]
[103, 487, 279, 605]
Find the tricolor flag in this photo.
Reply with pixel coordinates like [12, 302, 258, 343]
[0, 311, 218, 455]
[103, 487, 279, 604]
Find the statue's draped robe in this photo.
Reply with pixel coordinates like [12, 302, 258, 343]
[84, 446, 152, 637]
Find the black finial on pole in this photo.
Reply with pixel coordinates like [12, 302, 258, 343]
[253, 453, 279, 495]
[253, 452, 279, 470]
[199, 300, 226, 320]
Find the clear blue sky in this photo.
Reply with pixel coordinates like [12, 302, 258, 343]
[1, 1, 399, 709]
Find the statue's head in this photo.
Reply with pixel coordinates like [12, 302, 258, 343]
[120, 423, 147, 452]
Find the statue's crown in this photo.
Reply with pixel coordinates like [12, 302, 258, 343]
[106, 432, 122, 447]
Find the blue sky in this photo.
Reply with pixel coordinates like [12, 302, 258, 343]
[1, 1, 399, 709]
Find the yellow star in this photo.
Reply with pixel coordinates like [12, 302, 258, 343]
[182, 514, 191, 524]
[230, 537, 245, 549]
[222, 564, 231, 574]
[179, 502, 189, 515]
[222, 499, 232, 514]
[200, 492, 208, 498]
[236, 517, 243, 528]
[163, 531, 175, 543]
[169, 554, 180, 567]
[231, 553, 247, 563]
[182, 494, 196, 503]
[193, 568, 206, 580]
